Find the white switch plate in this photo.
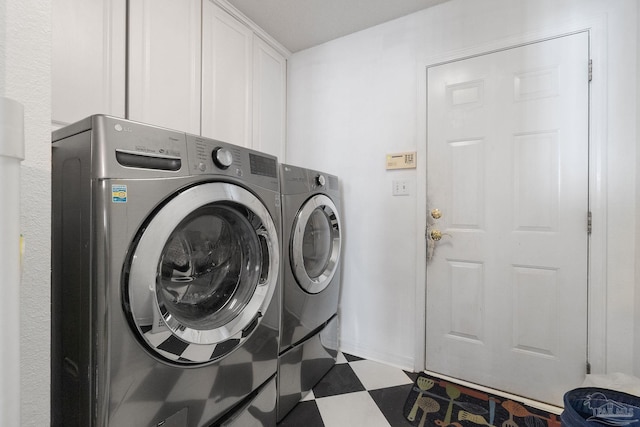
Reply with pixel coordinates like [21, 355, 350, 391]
[392, 180, 410, 196]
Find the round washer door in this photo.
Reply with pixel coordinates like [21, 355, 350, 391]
[125, 182, 279, 364]
[291, 194, 341, 294]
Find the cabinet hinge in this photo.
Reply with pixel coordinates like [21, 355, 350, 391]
[588, 59, 593, 82]
[587, 211, 592, 234]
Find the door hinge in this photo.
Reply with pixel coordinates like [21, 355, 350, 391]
[587, 211, 592, 234]
[588, 59, 593, 82]
[586, 361, 591, 375]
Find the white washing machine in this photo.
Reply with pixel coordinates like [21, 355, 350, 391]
[277, 164, 343, 421]
[51, 115, 281, 427]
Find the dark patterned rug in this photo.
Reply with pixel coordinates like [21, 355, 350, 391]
[403, 373, 561, 427]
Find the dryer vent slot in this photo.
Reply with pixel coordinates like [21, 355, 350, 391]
[115, 149, 181, 171]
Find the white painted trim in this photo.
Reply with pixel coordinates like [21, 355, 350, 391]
[415, 14, 609, 375]
[585, 16, 609, 375]
[210, 0, 292, 59]
[414, 63, 428, 373]
[104, 0, 126, 119]
[339, 338, 414, 372]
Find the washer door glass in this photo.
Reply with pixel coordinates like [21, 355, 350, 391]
[158, 205, 260, 331]
[291, 194, 341, 294]
[125, 182, 279, 364]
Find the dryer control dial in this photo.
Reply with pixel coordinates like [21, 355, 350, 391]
[315, 174, 326, 187]
[212, 147, 233, 169]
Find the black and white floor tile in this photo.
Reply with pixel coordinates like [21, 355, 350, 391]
[278, 352, 418, 427]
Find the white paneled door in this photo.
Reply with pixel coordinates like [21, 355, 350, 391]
[425, 32, 589, 406]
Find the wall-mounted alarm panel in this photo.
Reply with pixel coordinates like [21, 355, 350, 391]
[386, 151, 416, 170]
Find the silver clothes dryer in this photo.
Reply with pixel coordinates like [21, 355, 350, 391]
[51, 116, 281, 427]
[277, 164, 343, 421]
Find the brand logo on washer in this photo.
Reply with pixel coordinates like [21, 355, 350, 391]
[114, 123, 133, 132]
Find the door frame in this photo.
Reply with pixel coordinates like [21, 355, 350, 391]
[414, 15, 609, 376]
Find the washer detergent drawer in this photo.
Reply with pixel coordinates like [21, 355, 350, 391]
[277, 315, 339, 421]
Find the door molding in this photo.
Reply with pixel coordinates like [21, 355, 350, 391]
[414, 14, 608, 375]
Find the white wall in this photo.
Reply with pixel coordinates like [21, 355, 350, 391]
[287, 0, 639, 374]
[0, 0, 51, 424]
[0, 0, 637, 423]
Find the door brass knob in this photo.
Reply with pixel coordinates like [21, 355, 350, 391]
[431, 209, 442, 219]
[430, 229, 443, 241]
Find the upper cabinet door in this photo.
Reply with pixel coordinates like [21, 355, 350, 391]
[128, 0, 201, 134]
[202, 0, 253, 147]
[253, 35, 287, 160]
[52, 0, 126, 125]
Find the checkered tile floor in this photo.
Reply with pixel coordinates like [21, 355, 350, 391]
[277, 352, 419, 427]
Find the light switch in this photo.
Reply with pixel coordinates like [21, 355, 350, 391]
[392, 180, 410, 196]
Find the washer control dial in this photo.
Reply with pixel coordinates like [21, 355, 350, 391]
[212, 147, 233, 169]
[315, 174, 326, 187]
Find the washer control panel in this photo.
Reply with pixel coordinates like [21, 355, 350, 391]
[188, 136, 240, 175]
[212, 147, 233, 169]
[185, 134, 279, 190]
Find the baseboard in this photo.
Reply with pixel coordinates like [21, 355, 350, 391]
[338, 338, 414, 372]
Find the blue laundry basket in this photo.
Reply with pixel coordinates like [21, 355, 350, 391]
[561, 387, 640, 426]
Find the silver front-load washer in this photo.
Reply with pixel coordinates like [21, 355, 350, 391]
[51, 115, 281, 427]
[277, 164, 343, 421]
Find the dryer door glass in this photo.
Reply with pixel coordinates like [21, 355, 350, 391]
[302, 208, 332, 279]
[291, 194, 341, 294]
[125, 182, 279, 364]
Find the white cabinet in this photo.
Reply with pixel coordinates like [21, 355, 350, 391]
[202, 0, 253, 147]
[52, 0, 126, 125]
[252, 35, 287, 159]
[53, 0, 288, 159]
[202, 0, 287, 159]
[128, 0, 201, 134]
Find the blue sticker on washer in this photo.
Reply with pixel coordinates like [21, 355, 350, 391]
[112, 185, 127, 203]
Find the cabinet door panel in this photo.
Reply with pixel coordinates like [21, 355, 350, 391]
[52, 0, 126, 125]
[128, 0, 201, 134]
[202, 0, 252, 147]
[253, 35, 286, 159]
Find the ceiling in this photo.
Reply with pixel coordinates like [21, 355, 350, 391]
[226, 0, 450, 53]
